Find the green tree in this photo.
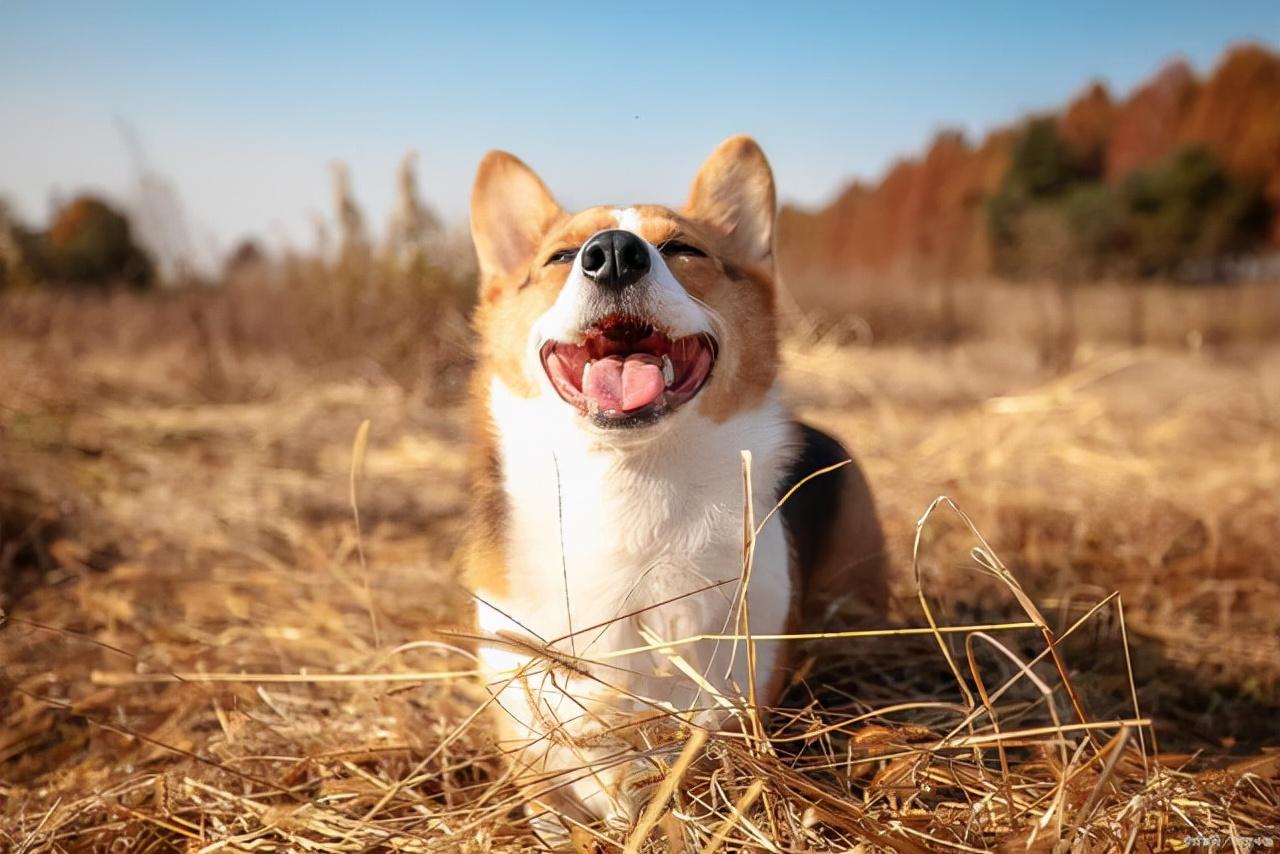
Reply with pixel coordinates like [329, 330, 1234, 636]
[1063, 183, 1129, 278]
[42, 195, 154, 288]
[987, 119, 1098, 277]
[989, 122, 1272, 282]
[1122, 147, 1270, 277]
[1006, 118, 1078, 198]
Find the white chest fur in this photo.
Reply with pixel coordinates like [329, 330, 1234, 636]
[479, 379, 796, 745]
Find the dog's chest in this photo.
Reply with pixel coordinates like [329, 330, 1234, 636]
[481, 382, 796, 656]
[497, 424, 746, 645]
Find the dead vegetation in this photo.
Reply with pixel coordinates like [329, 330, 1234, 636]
[2, 284, 1278, 851]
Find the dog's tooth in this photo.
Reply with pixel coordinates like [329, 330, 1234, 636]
[661, 354, 675, 386]
[582, 360, 593, 387]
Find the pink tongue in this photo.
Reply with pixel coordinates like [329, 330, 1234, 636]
[583, 354, 666, 413]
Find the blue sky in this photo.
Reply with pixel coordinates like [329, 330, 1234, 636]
[1, 1, 1277, 266]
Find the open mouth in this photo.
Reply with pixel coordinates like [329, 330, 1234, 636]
[540, 316, 717, 427]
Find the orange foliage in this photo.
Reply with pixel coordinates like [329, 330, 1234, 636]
[1060, 82, 1115, 173]
[779, 130, 1011, 281]
[1181, 44, 1280, 242]
[1105, 60, 1197, 182]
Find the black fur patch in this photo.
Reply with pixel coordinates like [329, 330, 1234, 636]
[778, 422, 849, 576]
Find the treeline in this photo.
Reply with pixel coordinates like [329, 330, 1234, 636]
[778, 43, 1280, 284]
[0, 151, 456, 292]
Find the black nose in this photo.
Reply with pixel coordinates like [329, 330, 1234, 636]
[579, 229, 651, 290]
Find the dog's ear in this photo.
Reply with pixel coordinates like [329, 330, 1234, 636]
[684, 135, 776, 265]
[471, 151, 563, 285]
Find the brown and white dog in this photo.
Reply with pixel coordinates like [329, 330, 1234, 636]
[466, 135, 886, 831]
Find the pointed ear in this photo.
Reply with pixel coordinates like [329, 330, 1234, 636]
[470, 150, 563, 283]
[684, 135, 776, 264]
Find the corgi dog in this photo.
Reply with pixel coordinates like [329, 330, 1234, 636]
[466, 135, 886, 832]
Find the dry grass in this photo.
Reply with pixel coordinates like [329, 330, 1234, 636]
[2, 285, 1279, 851]
[784, 275, 1280, 357]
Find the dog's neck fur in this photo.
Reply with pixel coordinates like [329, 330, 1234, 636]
[478, 375, 797, 684]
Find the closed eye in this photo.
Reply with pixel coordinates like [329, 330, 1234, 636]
[658, 240, 707, 258]
[545, 247, 579, 266]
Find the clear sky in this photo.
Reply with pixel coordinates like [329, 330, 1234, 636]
[1, 1, 1277, 268]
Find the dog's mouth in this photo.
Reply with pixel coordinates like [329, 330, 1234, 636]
[540, 316, 717, 428]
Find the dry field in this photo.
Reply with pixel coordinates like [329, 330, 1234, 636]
[1, 287, 1278, 851]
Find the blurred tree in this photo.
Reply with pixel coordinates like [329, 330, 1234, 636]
[0, 201, 40, 289]
[985, 186, 1025, 277]
[42, 195, 154, 288]
[1063, 183, 1129, 278]
[987, 119, 1088, 277]
[1059, 83, 1115, 180]
[989, 117, 1271, 282]
[1181, 44, 1280, 221]
[1106, 60, 1198, 182]
[1005, 118, 1077, 198]
[1122, 147, 1270, 277]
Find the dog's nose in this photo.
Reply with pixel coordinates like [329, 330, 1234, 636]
[579, 230, 650, 289]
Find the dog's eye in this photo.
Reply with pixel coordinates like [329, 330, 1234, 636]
[545, 247, 579, 266]
[659, 240, 706, 258]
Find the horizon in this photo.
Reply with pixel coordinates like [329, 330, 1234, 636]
[2, 2, 1278, 270]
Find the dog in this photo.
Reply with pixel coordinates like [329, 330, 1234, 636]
[465, 135, 886, 833]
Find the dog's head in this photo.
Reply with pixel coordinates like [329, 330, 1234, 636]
[471, 135, 779, 439]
